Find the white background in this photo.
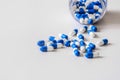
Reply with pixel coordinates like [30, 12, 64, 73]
[0, 0, 120, 80]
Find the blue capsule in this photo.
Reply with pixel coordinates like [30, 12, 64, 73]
[64, 40, 71, 47]
[85, 52, 93, 58]
[59, 34, 68, 40]
[40, 46, 47, 52]
[88, 19, 93, 24]
[79, 8, 85, 14]
[87, 9, 96, 14]
[75, 12, 81, 19]
[40, 46, 54, 52]
[73, 48, 80, 57]
[86, 47, 93, 52]
[74, 29, 78, 35]
[103, 38, 108, 45]
[37, 40, 45, 47]
[86, 3, 94, 9]
[80, 40, 86, 46]
[90, 25, 97, 32]
[49, 36, 55, 41]
[84, 26, 88, 31]
[88, 43, 96, 50]
[77, 34, 84, 40]
[50, 43, 57, 49]
[57, 39, 64, 44]
[71, 43, 79, 49]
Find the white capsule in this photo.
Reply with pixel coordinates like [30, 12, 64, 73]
[46, 41, 53, 46]
[97, 40, 104, 46]
[79, 18, 84, 24]
[75, 41, 80, 47]
[88, 14, 95, 20]
[57, 43, 64, 48]
[47, 46, 55, 51]
[94, 5, 99, 10]
[98, 8, 103, 13]
[89, 32, 96, 38]
[80, 27, 86, 33]
[80, 46, 86, 53]
[84, 18, 89, 24]
[72, 5, 77, 11]
[68, 32, 76, 37]
[85, 0, 91, 6]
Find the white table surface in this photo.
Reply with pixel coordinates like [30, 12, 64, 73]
[0, 0, 120, 80]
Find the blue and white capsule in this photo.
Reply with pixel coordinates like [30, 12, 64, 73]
[40, 45, 55, 52]
[85, 52, 99, 58]
[73, 48, 81, 57]
[88, 30, 96, 38]
[57, 39, 64, 48]
[48, 36, 57, 43]
[69, 29, 78, 37]
[37, 40, 45, 47]
[80, 40, 86, 53]
[97, 38, 109, 46]
[80, 26, 88, 33]
[88, 42, 96, 50]
[77, 33, 84, 40]
[89, 25, 97, 32]
[64, 40, 71, 47]
[59, 34, 68, 40]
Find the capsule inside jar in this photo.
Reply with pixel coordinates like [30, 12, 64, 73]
[69, 0, 107, 25]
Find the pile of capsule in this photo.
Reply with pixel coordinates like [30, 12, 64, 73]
[37, 25, 109, 59]
[71, 0, 105, 24]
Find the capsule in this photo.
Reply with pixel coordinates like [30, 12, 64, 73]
[80, 26, 88, 33]
[85, 52, 99, 58]
[69, 29, 78, 37]
[37, 40, 45, 47]
[59, 34, 68, 40]
[77, 33, 84, 40]
[89, 25, 97, 32]
[40, 46, 54, 52]
[97, 38, 108, 46]
[88, 43, 96, 50]
[73, 48, 81, 57]
[80, 46, 86, 53]
[64, 40, 71, 47]
[88, 30, 96, 38]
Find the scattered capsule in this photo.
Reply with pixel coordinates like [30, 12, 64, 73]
[86, 46, 93, 52]
[64, 40, 71, 47]
[49, 36, 55, 41]
[73, 48, 81, 57]
[37, 40, 45, 47]
[89, 25, 97, 32]
[57, 39, 64, 48]
[49, 43, 58, 49]
[40, 46, 54, 52]
[97, 38, 108, 46]
[80, 40, 86, 46]
[85, 52, 99, 58]
[88, 43, 96, 50]
[69, 29, 78, 37]
[80, 26, 88, 33]
[57, 39, 64, 45]
[77, 33, 84, 40]
[88, 30, 96, 38]
[59, 34, 68, 40]
[71, 43, 79, 49]
[80, 46, 86, 53]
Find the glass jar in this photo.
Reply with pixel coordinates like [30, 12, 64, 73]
[69, 0, 107, 25]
